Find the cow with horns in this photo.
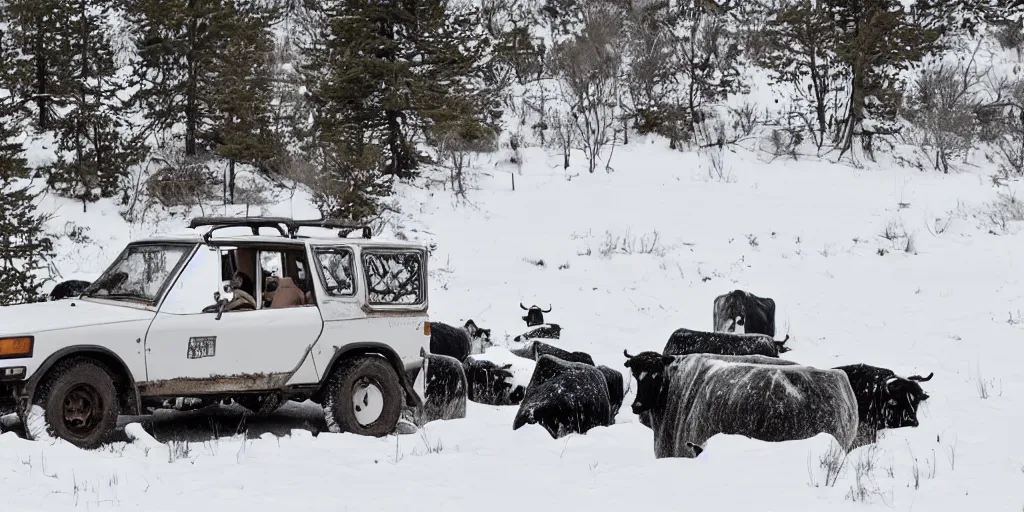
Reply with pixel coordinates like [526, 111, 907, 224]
[832, 363, 933, 447]
[513, 303, 562, 341]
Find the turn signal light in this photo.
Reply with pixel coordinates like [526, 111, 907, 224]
[0, 337, 33, 358]
[423, 322, 431, 336]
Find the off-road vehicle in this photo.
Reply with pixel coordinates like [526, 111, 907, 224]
[0, 216, 431, 448]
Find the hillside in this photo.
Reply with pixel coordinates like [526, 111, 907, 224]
[2, 136, 1022, 510]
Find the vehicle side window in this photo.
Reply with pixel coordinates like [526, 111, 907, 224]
[361, 249, 424, 306]
[314, 247, 356, 297]
[258, 249, 312, 309]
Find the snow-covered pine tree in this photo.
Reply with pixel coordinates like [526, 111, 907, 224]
[2, 0, 73, 130]
[44, 0, 146, 212]
[0, 39, 55, 306]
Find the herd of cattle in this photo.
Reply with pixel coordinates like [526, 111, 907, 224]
[48, 281, 935, 458]
[416, 291, 933, 459]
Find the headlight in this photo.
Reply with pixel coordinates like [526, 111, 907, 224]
[0, 337, 33, 359]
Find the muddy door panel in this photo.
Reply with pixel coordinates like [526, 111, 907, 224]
[140, 308, 323, 396]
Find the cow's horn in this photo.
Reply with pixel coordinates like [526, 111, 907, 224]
[908, 372, 934, 382]
[623, 349, 634, 359]
[520, 302, 528, 310]
[542, 304, 552, 313]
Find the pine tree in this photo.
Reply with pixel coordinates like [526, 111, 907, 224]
[126, 0, 280, 161]
[0, 39, 54, 306]
[45, 0, 146, 212]
[304, 0, 500, 179]
[822, 0, 945, 156]
[206, 3, 281, 203]
[2, 0, 73, 130]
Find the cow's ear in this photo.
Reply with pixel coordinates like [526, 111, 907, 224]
[623, 359, 632, 368]
[661, 355, 675, 366]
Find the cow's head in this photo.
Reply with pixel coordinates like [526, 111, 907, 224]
[623, 349, 675, 415]
[520, 303, 551, 327]
[464, 319, 494, 352]
[879, 373, 932, 429]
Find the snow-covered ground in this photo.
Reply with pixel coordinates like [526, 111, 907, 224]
[4, 137, 1024, 510]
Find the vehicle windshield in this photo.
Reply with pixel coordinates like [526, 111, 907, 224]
[81, 243, 194, 304]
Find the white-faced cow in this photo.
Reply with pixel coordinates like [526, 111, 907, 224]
[833, 364, 933, 447]
[509, 340, 595, 366]
[49, 279, 91, 301]
[512, 354, 612, 439]
[623, 350, 859, 459]
[664, 327, 790, 358]
[513, 303, 562, 341]
[409, 348, 468, 425]
[462, 358, 526, 406]
[430, 320, 494, 362]
[713, 289, 778, 337]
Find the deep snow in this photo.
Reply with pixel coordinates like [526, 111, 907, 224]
[4, 136, 1024, 510]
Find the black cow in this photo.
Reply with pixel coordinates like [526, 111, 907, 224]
[512, 354, 612, 439]
[509, 340, 595, 366]
[597, 365, 625, 422]
[833, 364, 933, 447]
[462, 358, 526, 406]
[430, 320, 493, 362]
[521, 303, 551, 326]
[513, 303, 562, 341]
[411, 348, 468, 425]
[713, 289, 778, 337]
[623, 350, 859, 458]
[664, 327, 790, 357]
[49, 279, 91, 301]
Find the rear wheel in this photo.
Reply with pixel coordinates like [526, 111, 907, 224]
[30, 358, 119, 449]
[323, 355, 403, 436]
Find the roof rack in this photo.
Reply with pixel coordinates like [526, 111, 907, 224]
[188, 216, 372, 241]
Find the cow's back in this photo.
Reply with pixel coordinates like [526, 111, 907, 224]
[663, 329, 778, 357]
[652, 354, 857, 458]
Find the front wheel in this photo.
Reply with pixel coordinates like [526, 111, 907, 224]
[30, 358, 119, 449]
[323, 355, 403, 436]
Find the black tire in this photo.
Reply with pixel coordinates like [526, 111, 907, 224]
[323, 355, 403, 437]
[32, 358, 119, 449]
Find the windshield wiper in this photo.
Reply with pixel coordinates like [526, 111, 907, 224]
[93, 292, 151, 302]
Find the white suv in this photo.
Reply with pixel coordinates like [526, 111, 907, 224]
[0, 217, 430, 448]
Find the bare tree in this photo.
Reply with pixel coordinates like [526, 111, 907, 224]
[435, 128, 497, 202]
[905, 45, 984, 174]
[550, 4, 624, 174]
[550, 110, 576, 170]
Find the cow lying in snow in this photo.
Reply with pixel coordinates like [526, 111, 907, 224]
[429, 320, 494, 362]
[664, 327, 790, 358]
[513, 355, 612, 439]
[506, 340, 623, 421]
[413, 348, 468, 425]
[512, 303, 562, 341]
[510, 340, 595, 365]
[833, 363, 932, 448]
[713, 289, 778, 337]
[623, 350, 859, 458]
[462, 348, 535, 406]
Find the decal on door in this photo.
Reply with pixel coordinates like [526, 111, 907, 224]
[187, 336, 217, 359]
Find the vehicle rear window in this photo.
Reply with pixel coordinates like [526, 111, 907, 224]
[361, 249, 425, 306]
[313, 247, 357, 296]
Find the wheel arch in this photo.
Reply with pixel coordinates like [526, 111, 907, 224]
[315, 342, 423, 408]
[23, 346, 142, 416]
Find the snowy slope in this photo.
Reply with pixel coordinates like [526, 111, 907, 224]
[3, 135, 1022, 510]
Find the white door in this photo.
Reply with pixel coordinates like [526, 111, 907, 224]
[140, 244, 324, 396]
